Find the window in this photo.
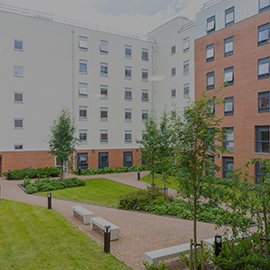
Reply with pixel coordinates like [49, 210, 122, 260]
[100, 40, 108, 54]
[79, 106, 87, 120]
[79, 129, 87, 143]
[183, 83, 189, 98]
[183, 60, 189, 75]
[206, 71, 215, 90]
[258, 23, 269, 46]
[171, 67, 176, 76]
[98, 152, 109, 169]
[183, 37, 189, 52]
[100, 107, 108, 121]
[171, 45, 176, 55]
[79, 36, 88, 50]
[100, 85, 108, 99]
[256, 126, 269, 153]
[206, 128, 215, 150]
[223, 127, 234, 152]
[205, 156, 215, 176]
[79, 60, 87, 74]
[125, 109, 132, 122]
[142, 110, 148, 122]
[14, 66, 23, 77]
[142, 69, 148, 81]
[259, 0, 270, 13]
[123, 151, 133, 167]
[255, 161, 267, 184]
[258, 57, 269, 79]
[206, 43, 214, 62]
[125, 130, 132, 142]
[100, 62, 108, 77]
[125, 66, 132, 79]
[225, 7, 234, 27]
[224, 97, 234, 115]
[258, 91, 269, 112]
[14, 118, 23, 129]
[223, 157, 234, 178]
[142, 89, 149, 101]
[171, 89, 176, 98]
[206, 100, 215, 116]
[125, 45, 132, 58]
[224, 36, 234, 57]
[100, 130, 108, 142]
[125, 87, 132, 100]
[142, 48, 149, 61]
[14, 92, 23, 103]
[14, 40, 23, 51]
[207, 16, 215, 34]
[14, 144, 23, 150]
[79, 83, 88, 97]
[224, 66, 234, 85]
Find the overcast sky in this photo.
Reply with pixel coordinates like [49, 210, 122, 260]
[0, 0, 211, 35]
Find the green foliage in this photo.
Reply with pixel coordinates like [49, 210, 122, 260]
[73, 165, 148, 175]
[3, 167, 60, 180]
[25, 177, 85, 194]
[143, 261, 168, 270]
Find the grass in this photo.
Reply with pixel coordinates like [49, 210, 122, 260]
[38, 178, 138, 207]
[0, 199, 132, 270]
[140, 173, 179, 190]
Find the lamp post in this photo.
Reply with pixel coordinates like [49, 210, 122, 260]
[47, 192, 52, 209]
[104, 225, 111, 253]
[215, 234, 222, 257]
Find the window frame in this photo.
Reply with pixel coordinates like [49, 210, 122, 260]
[258, 23, 269, 46]
[259, 0, 270, 13]
[258, 91, 269, 113]
[223, 127, 234, 152]
[183, 37, 190, 52]
[171, 89, 176, 98]
[79, 36, 88, 51]
[206, 43, 215, 62]
[183, 83, 190, 99]
[79, 83, 88, 97]
[206, 71, 215, 90]
[255, 161, 268, 184]
[125, 45, 132, 58]
[79, 106, 87, 121]
[124, 87, 132, 100]
[142, 68, 149, 82]
[224, 97, 234, 116]
[206, 16, 215, 34]
[224, 66, 234, 85]
[100, 40, 108, 54]
[100, 62, 108, 77]
[224, 36, 234, 57]
[100, 129, 108, 142]
[100, 85, 108, 99]
[183, 60, 189, 75]
[141, 48, 149, 61]
[142, 110, 148, 122]
[125, 66, 132, 80]
[171, 67, 176, 77]
[79, 129, 88, 143]
[256, 126, 270, 153]
[223, 157, 234, 179]
[14, 144, 23, 150]
[100, 107, 108, 121]
[79, 59, 87, 74]
[14, 92, 23, 103]
[14, 65, 24, 77]
[225, 6, 235, 27]
[14, 118, 23, 129]
[258, 57, 270, 79]
[171, 45, 176, 55]
[125, 108, 132, 122]
[125, 130, 132, 143]
[14, 40, 23, 51]
[141, 89, 149, 102]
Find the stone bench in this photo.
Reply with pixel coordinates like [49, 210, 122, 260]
[72, 205, 94, 224]
[90, 217, 120, 241]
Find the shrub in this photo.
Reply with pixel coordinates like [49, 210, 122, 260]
[143, 261, 168, 270]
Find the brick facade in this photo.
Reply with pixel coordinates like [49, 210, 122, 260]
[195, 10, 270, 181]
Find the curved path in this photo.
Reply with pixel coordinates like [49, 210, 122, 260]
[0, 172, 226, 270]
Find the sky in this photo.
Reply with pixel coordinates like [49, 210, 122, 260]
[0, 0, 212, 35]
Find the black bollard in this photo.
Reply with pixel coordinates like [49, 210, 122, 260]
[78, 167, 81, 175]
[7, 170, 11, 180]
[104, 225, 111, 253]
[48, 192, 52, 209]
[215, 234, 222, 257]
[137, 171, 140, 180]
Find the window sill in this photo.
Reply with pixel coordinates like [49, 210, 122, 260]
[80, 141, 88, 144]
[14, 101, 24, 104]
[79, 94, 88, 98]
[224, 52, 233, 57]
[142, 99, 149, 102]
[100, 51, 108, 55]
[125, 99, 132, 101]
[79, 118, 88, 121]
[255, 152, 270, 155]
[125, 56, 132, 59]
[206, 58, 214, 62]
[259, 6, 270, 13]
[224, 112, 234, 116]
[183, 96, 189, 99]
[258, 109, 270, 113]
[100, 97, 108, 100]
[171, 53, 176, 56]
[258, 41, 269, 46]
[207, 86, 215, 90]
[14, 127, 24, 130]
[100, 118, 108, 122]
[125, 120, 132, 123]
[183, 49, 190, 53]
[79, 71, 87, 75]
[14, 49, 24, 52]
[171, 74, 176, 77]
[258, 74, 270, 80]
[79, 48, 88, 51]
[100, 74, 108, 77]
[183, 73, 189, 76]
[125, 77, 132, 80]
[14, 75, 24, 78]
[142, 79, 149, 82]
[125, 141, 132, 143]
[100, 141, 108, 144]
[141, 58, 149, 62]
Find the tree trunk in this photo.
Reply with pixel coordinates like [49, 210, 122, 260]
[163, 172, 167, 200]
[60, 164, 64, 182]
[263, 204, 269, 256]
[194, 195, 197, 270]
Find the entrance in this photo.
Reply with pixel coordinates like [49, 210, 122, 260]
[123, 151, 133, 167]
[77, 153, 88, 170]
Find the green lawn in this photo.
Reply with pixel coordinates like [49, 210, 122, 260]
[38, 178, 138, 207]
[0, 199, 132, 270]
[140, 173, 179, 189]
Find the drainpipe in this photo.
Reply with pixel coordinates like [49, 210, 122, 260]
[72, 30, 75, 171]
[151, 45, 154, 111]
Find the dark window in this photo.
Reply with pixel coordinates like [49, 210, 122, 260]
[14, 119, 23, 128]
[224, 66, 234, 85]
[123, 151, 133, 167]
[98, 152, 109, 169]
[14, 40, 23, 50]
[258, 57, 269, 79]
[224, 97, 234, 115]
[255, 161, 268, 184]
[225, 7, 234, 27]
[224, 36, 234, 57]
[205, 156, 215, 176]
[77, 153, 88, 170]
[258, 23, 269, 46]
[206, 71, 215, 90]
[259, 0, 270, 13]
[171, 45, 176, 55]
[14, 144, 23, 150]
[206, 43, 215, 62]
[206, 100, 215, 117]
[256, 126, 269, 153]
[223, 157, 234, 178]
[223, 127, 234, 152]
[258, 91, 269, 113]
[206, 16, 215, 34]
[14, 93, 23, 102]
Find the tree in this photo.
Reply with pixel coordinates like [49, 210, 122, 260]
[171, 91, 227, 270]
[136, 113, 159, 189]
[47, 107, 79, 181]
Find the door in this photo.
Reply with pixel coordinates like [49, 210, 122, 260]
[77, 153, 88, 170]
[0, 155, 2, 176]
[98, 152, 109, 169]
[123, 151, 133, 167]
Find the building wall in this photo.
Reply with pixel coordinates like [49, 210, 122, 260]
[195, 4, 270, 181]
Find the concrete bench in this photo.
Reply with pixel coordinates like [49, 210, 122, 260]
[72, 205, 94, 224]
[90, 217, 120, 241]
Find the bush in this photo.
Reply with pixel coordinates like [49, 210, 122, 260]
[3, 167, 60, 180]
[25, 177, 85, 194]
[143, 261, 168, 270]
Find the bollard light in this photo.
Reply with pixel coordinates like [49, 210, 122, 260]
[78, 167, 81, 175]
[215, 234, 222, 257]
[7, 170, 11, 180]
[137, 171, 140, 181]
[104, 225, 111, 253]
[48, 192, 52, 209]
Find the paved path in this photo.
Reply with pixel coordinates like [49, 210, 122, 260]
[0, 172, 226, 270]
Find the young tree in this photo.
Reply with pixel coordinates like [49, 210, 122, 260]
[172, 91, 227, 270]
[47, 107, 79, 181]
[136, 113, 159, 189]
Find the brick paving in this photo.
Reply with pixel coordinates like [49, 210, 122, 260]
[0, 173, 227, 270]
